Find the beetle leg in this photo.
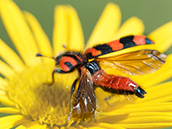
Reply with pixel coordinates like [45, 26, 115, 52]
[67, 78, 78, 123]
[46, 68, 73, 86]
[70, 78, 78, 95]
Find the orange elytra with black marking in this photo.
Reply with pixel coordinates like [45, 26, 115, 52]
[85, 35, 155, 59]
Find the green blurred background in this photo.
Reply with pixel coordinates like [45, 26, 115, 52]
[0, 0, 172, 128]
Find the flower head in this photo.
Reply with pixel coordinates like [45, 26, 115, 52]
[0, 0, 172, 129]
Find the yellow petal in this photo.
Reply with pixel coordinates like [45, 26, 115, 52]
[67, 6, 84, 51]
[0, 107, 20, 114]
[0, 115, 29, 129]
[86, 3, 121, 48]
[148, 22, 172, 52]
[89, 121, 172, 129]
[0, 60, 15, 78]
[16, 122, 47, 129]
[53, 6, 68, 54]
[103, 103, 172, 115]
[119, 116, 172, 124]
[114, 17, 144, 39]
[88, 127, 106, 129]
[151, 95, 172, 103]
[0, 77, 8, 87]
[24, 11, 53, 64]
[15, 122, 37, 129]
[16, 125, 26, 129]
[87, 123, 126, 129]
[0, 95, 14, 106]
[137, 81, 172, 103]
[53, 5, 84, 53]
[0, 39, 25, 72]
[0, 0, 40, 66]
[116, 123, 172, 129]
[0, 91, 6, 95]
[27, 123, 47, 129]
[129, 112, 172, 117]
[98, 112, 172, 128]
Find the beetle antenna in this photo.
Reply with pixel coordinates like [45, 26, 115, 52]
[36, 53, 55, 59]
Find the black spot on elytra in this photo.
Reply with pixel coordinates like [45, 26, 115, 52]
[119, 35, 136, 48]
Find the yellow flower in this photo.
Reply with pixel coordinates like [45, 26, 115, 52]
[0, 0, 172, 129]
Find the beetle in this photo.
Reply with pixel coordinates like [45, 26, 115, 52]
[36, 35, 166, 121]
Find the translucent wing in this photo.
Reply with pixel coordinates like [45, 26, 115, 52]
[97, 49, 166, 75]
[68, 67, 96, 121]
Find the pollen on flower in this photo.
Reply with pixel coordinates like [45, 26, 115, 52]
[5, 63, 77, 126]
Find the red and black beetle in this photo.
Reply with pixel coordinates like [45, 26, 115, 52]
[36, 35, 166, 121]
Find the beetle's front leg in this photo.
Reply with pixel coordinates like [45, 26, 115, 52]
[46, 68, 73, 86]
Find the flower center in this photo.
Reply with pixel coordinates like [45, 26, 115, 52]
[6, 62, 78, 126]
